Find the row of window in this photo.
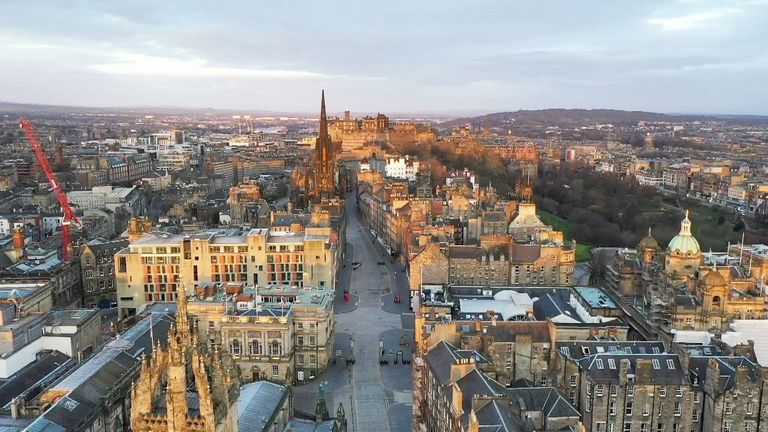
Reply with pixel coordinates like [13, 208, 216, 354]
[596, 421, 753, 432]
[296, 354, 317, 365]
[230, 339, 283, 356]
[588, 383, 684, 398]
[84, 267, 113, 278]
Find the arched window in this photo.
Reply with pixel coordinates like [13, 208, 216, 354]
[270, 340, 281, 356]
[230, 339, 241, 355]
[712, 296, 722, 308]
[250, 340, 261, 355]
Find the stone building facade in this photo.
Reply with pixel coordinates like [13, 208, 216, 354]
[115, 225, 337, 317]
[80, 238, 129, 307]
[188, 283, 334, 384]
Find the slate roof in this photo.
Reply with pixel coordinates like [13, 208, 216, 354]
[238, 381, 288, 432]
[481, 322, 552, 344]
[23, 312, 173, 432]
[556, 341, 666, 361]
[473, 399, 522, 432]
[449, 245, 484, 259]
[82, 238, 129, 256]
[688, 355, 758, 392]
[455, 369, 507, 424]
[533, 293, 580, 323]
[285, 418, 338, 432]
[0, 351, 72, 409]
[508, 244, 541, 264]
[425, 341, 471, 386]
[506, 387, 580, 419]
[578, 353, 685, 385]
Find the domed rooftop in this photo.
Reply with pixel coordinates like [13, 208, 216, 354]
[702, 269, 727, 286]
[638, 227, 660, 250]
[667, 210, 701, 256]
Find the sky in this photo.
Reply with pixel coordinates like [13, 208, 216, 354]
[1, 0, 767, 115]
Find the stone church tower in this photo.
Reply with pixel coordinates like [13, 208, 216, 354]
[130, 283, 240, 432]
[311, 90, 336, 201]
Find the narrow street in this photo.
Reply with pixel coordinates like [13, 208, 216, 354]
[292, 192, 413, 432]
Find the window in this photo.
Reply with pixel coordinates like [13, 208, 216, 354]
[643, 402, 650, 416]
[310, 354, 317, 365]
[250, 340, 261, 355]
[570, 375, 578, 387]
[297, 354, 305, 365]
[627, 384, 635, 397]
[230, 339, 241, 355]
[596, 423, 605, 432]
[723, 422, 732, 432]
[609, 401, 617, 416]
[675, 386, 683, 397]
[625, 401, 633, 416]
[611, 385, 618, 397]
[641, 423, 649, 432]
[656, 423, 664, 432]
[297, 336, 304, 346]
[671, 424, 679, 432]
[597, 359, 604, 369]
[693, 392, 700, 403]
[309, 336, 316, 346]
[659, 386, 666, 397]
[609, 359, 616, 369]
[270, 341, 281, 356]
[725, 402, 732, 415]
[586, 398, 592, 413]
[674, 402, 681, 416]
[272, 365, 279, 377]
[596, 385, 605, 397]
[745, 421, 754, 432]
[652, 359, 661, 369]
[747, 402, 754, 415]
[692, 409, 699, 422]
[623, 423, 632, 432]
[667, 359, 676, 369]
[608, 425, 615, 432]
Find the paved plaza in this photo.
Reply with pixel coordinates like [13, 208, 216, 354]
[293, 192, 413, 432]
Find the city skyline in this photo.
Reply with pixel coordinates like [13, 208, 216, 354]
[2, 0, 767, 115]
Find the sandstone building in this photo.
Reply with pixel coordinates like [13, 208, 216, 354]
[115, 225, 337, 317]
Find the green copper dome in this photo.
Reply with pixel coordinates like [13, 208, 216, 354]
[667, 210, 701, 256]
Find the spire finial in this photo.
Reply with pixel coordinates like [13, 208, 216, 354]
[685, 209, 690, 220]
[648, 226, 652, 237]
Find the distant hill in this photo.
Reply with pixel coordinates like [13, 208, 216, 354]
[440, 108, 768, 130]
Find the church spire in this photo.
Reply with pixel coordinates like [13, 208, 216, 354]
[319, 89, 328, 139]
[176, 282, 190, 343]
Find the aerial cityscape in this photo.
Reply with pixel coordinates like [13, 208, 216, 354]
[1, 1, 768, 432]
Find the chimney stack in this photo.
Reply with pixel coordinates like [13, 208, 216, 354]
[12, 226, 24, 250]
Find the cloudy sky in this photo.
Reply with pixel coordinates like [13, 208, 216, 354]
[1, 0, 767, 114]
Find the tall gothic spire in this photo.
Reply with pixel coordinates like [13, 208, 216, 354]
[176, 282, 189, 342]
[319, 89, 328, 140]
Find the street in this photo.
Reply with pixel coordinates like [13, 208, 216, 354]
[292, 192, 414, 432]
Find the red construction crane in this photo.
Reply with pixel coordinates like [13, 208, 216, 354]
[19, 117, 81, 261]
